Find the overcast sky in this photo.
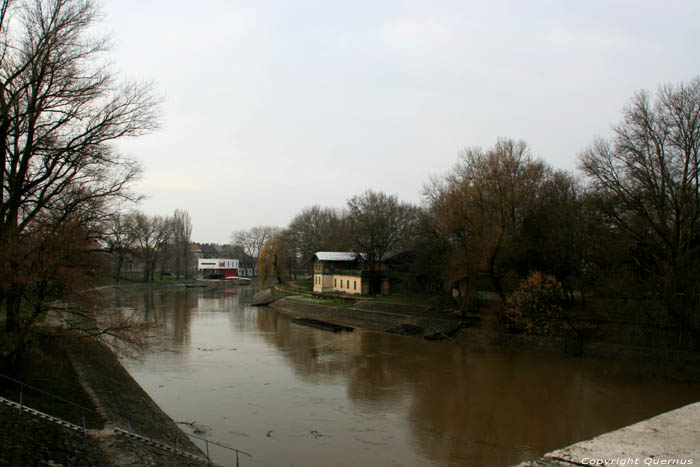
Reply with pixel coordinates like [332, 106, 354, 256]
[100, 0, 700, 243]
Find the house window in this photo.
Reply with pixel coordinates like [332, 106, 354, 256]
[334, 279, 337, 287]
[354, 281, 357, 290]
[347, 280, 349, 288]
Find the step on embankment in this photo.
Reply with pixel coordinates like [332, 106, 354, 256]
[114, 428, 212, 464]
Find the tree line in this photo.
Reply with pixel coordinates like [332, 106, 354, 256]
[104, 209, 193, 283]
[249, 78, 700, 344]
[2, 0, 698, 355]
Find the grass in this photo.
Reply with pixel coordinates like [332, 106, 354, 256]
[286, 294, 356, 308]
[293, 278, 313, 291]
[277, 279, 313, 292]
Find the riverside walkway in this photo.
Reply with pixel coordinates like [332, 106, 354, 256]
[516, 402, 700, 466]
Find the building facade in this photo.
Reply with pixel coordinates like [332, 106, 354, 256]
[312, 252, 365, 295]
[197, 258, 239, 279]
[312, 251, 392, 296]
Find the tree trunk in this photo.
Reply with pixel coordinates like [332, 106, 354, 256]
[115, 253, 123, 283]
[4, 294, 21, 332]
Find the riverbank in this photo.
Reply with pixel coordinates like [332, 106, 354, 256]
[268, 294, 700, 381]
[107, 277, 250, 291]
[0, 330, 206, 466]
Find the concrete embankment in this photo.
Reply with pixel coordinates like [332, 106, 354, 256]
[515, 402, 700, 466]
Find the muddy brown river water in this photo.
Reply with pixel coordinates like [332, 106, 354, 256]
[114, 286, 700, 467]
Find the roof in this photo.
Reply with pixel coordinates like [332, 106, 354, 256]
[313, 251, 405, 262]
[313, 251, 359, 262]
[380, 251, 402, 261]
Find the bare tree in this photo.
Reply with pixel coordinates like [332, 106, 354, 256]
[579, 77, 700, 340]
[424, 139, 548, 303]
[172, 209, 192, 279]
[512, 170, 586, 299]
[286, 205, 348, 274]
[230, 225, 280, 262]
[0, 0, 160, 334]
[346, 190, 418, 295]
[103, 213, 137, 282]
[132, 213, 172, 282]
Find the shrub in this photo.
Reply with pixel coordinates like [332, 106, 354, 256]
[505, 272, 566, 335]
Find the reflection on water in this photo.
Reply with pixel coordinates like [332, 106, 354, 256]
[114, 286, 700, 467]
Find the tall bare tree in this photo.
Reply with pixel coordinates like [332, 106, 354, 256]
[230, 225, 280, 263]
[424, 139, 547, 303]
[0, 0, 160, 333]
[346, 190, 417, 295]
[579, 78, 700, 340]
[512, 170, 585, 298]
[286, 205, 348, 273]
[103, 212, 137, 282]
[132, 213, 172, 282]
[172, 209, 192, 279]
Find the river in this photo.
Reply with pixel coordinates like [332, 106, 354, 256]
[113, 286, 700, 467]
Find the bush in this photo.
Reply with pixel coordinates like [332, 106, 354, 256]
[505, 272, 566, 335]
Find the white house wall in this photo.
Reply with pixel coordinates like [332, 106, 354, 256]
[313, 273, 362, 295]
[197, 258, 239, 270]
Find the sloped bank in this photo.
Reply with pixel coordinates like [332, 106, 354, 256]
[0, 331, 206, 466]
[267, 295, 464, 335]
[68, 337, 207, 466]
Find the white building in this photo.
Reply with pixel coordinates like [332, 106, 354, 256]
[197, 258, 239, 279]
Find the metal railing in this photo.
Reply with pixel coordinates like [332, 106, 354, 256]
[0, 373, 96, 434]
[0, 373, 251, 465]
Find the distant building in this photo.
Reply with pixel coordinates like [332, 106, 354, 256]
[197, 258, 239, 279]
[191, 244, 203, 260]
[311, 251, 394, 296]
[198, 243, 222, 259]
[238, 262, 257, 278]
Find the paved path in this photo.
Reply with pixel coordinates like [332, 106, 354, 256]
[516, 402, 700, 466]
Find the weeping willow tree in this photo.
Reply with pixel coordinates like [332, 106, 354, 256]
[257, 232, 292, 287]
